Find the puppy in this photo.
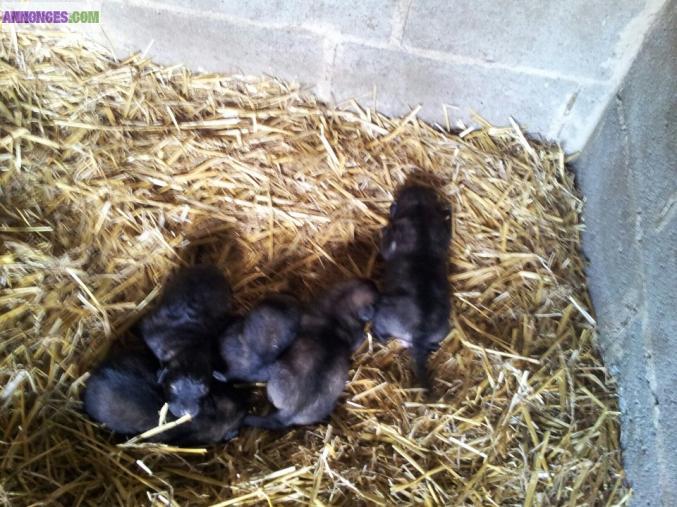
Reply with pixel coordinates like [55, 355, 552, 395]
[142, 265, 232, 362]
[83, 348, 164, 436]
[244, 279, 377, 430]
[84, 349, 246, 444]
[142, 265, 232, 417]
[168, 383, 247, 445]
[371, 184, 451, 391]
[216, 294, 301, 382]
[157, 345, 213, 418]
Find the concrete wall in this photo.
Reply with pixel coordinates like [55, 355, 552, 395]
[574, 1, 676, 504]
[91, 0, 669, 152]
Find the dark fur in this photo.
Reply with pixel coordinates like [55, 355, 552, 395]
[141, 265, 232, 362]
[243, 279, 378, 430]
[158, 345, 213, 417]
[167, 383, 248, 445]
[83, 349, 246, 444]
[371, 184, 451, 390]
[83, 348, 164, 435]
[141, 265, 232, 417]
[217, 294, 301, 382]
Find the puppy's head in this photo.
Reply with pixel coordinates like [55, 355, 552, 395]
[159, 353, 212, 418]
[156, 265, 233, 327]
[390, 185, 440, 218]
[164, 375, 208, 418]
[323, 279, 379, 348]
[381, 217, 419, 259]
[243, 294, 301, 361]
[175, 384, 248, 444]
[141, 324, 181, 362]
[382, 185, 451, 259]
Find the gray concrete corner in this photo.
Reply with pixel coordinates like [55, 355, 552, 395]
[574, 1, 677, 503]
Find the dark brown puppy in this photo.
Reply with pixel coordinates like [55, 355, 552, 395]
[83, 350, 246, 444]
[371, 184, 451, 391]
[216, 294, 301, 382]
[141, 265, 231, 417]
[244, 279, 378, 430]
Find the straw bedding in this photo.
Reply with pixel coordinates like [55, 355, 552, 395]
[0, 30, 629, 506]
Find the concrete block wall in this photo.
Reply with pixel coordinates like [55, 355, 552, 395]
[92, 0, 669, 152]
[574, 1, 676, 503]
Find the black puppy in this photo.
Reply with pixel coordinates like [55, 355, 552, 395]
[157, 345, 213, 418]
[244, 279, 378, 430]
[141, 265, 231, 417]
[142, 265, 232, 362]
[371, 184, 451, 391]
[83, 350, 246, 444]
[83, 348, 165, 436]
[168, 382, 247, 445]
[216, 294, 301, 382]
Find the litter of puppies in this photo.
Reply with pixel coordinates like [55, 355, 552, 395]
[83, 338, 247, 445]
[85, 268, 381, 440]
[0, 30, 629, 505]
[243, 278, 378, 431]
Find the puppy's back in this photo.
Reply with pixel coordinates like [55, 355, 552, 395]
[376, 185, 452, 389]
[142, 265, 231, 362]
[159, 265, 232, 325]
[266, 324, 351, 426]
[83, 353, 163, 435]
[242, 294, 301, 359]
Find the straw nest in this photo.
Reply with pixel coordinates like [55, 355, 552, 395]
[0, 30, 629, 506]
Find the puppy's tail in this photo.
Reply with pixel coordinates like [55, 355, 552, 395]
[412, 345, 433, 394]
[243, 413, 286, 430]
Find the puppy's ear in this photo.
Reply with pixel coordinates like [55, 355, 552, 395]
[389, 201, 398, 218]
[357, 304, 375, 322]
[348, 281, 378, 322]
[442, 206, 452, 245]
[380, 226, 398, 260]
[443, 204, 452, 228]
[156, 367, 168, 384]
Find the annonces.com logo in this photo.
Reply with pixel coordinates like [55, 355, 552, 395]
[2, 9, 99, 23]
[0, 2, 101, 29]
